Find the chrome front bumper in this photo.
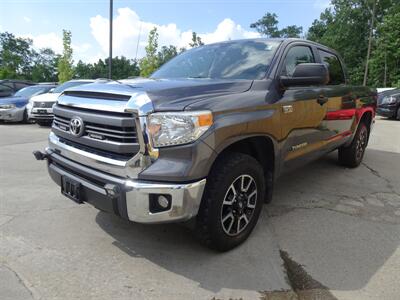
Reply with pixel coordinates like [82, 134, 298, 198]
[30, 107, 54, 120]
[45, 149, 206, 224]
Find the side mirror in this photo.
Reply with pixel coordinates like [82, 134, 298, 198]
[49, 88, 55, 93]
[280, 63, 329, 87]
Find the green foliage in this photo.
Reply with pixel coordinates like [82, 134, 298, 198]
[74, 57, 140, 79]
[0, 32, 34, 79]
[250, 12, 303, 38]
[140, 27, 159, 77]
[57, 30, 74, 83]
[31, 48, 59, 82]
[157, 45, 178, 67]
[189, 32, 204, 47]
[369, 4, 400, 87]
[307, 0, 397, 86]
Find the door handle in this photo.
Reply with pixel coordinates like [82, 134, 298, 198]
[317, 95, 329, 106]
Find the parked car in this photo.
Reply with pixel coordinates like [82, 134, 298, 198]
[0, 85, 56, 123]
[377, 88, 400, 120]
[0, 80, 36, 98]
[28, 79, 96, 126]
[34, 39, 376, 251]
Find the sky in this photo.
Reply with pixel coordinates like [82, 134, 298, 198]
[0, 0, 331, 63]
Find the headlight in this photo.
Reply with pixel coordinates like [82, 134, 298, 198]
[148, 111, 213, 147]
[0, 104, 15, 109]
[382, 96, 397, 104]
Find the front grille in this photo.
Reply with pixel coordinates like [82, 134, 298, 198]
[33, 101, 56, 108]
[52, 104, 140, 158]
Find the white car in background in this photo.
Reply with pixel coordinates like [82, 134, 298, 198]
[28, 79, 95, 126]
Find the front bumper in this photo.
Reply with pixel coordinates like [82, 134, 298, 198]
[30, 107, 54, 120]
[0, 106, 25, 122]
[44, 148, 206, 224]
[377, 106, 397, 118]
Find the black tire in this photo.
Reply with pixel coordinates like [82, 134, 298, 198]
[338, 122, 369, 168]
[196, 152, 265, 251]
[396, 106, 400, 121]
[22, 109, 29, 123]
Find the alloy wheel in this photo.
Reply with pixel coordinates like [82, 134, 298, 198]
[220, 175, 257, 236]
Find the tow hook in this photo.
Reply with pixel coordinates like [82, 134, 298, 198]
[33, 150, 48, 161]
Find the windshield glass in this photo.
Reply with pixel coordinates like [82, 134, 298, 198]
[52, 81, 92, 93]
[14, 86, 51, 98]
[152, 40, 281, 80]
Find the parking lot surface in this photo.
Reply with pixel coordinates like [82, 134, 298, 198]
[1, 118, 400, 300]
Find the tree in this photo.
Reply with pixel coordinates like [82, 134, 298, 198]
[31, 48, 59, 82]
[280, 25, 303, 38]
[307, 0, 395, 85]
[0, 32, 34, 79]
[369, 4, 400, 87]
[250, 13, 280, 37]
[139, 27, 159, 77]
[189, 32, 204, 47]
[157, 45, 178, 66]
[251, 13, 303, 38]
[58, 30, 74, 82]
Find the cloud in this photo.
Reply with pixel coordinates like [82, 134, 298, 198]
[23, 16, 32, 23]
[90, 7, 260, 59]
[20, 32, 93, 62]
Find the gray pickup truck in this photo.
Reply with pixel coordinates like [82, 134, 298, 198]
[35, 38, 376, 251]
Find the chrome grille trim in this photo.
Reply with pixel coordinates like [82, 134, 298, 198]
[33, 101, 56, 108]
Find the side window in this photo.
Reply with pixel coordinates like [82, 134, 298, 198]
[318, 50, 345, 85]
[281, 46, 314, 77]
[15, 83, 28, 91]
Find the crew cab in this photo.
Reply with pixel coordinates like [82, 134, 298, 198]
[34, 39, 376, 251]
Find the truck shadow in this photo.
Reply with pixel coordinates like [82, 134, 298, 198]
[95, 148, 400, 294]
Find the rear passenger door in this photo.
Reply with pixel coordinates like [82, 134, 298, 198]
[277, 43, 328, 171]
[317, 49, 355, 146]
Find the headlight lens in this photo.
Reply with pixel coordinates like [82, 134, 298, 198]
[382, 96, 397, 104]
[148, 111, 213, 147]
[0, 104, 15, 109]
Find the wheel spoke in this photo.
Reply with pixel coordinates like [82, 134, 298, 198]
[222, 212, 234, 223]
[247, 201, 256, 209]
[248, 190, 257, 201]
[220, 174, 258, 236]
[226, 216, 235, 233]
[223, 195, 235, 206]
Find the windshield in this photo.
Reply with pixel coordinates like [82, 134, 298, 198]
[152, 40, 281, 80]
[14, 86, 51, 98]
[52, 81, 92, 93]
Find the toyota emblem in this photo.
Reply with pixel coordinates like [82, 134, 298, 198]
[69, 116, 84, 137]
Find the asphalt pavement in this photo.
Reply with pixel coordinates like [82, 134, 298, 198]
[1, 118, 399, 300]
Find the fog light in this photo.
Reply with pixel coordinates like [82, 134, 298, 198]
[158, 195, 170, 208]
[149, 194, 172, 213]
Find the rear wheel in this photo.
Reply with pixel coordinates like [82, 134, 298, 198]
[396, 106, 400, 120]
[338, 122, 369, 168]
[196, 152, 265, 251]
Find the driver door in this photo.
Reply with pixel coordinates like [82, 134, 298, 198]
[277, 44, 328, 172]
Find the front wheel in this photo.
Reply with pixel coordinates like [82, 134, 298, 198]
[338, 122, 369, 168]
[196, 152, 265, 251]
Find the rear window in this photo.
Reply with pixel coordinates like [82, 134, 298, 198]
[318, 49, 345, 85]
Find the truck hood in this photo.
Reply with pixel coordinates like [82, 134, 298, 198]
[59, 78, 252, 114]
[31, 92, 60, 103]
